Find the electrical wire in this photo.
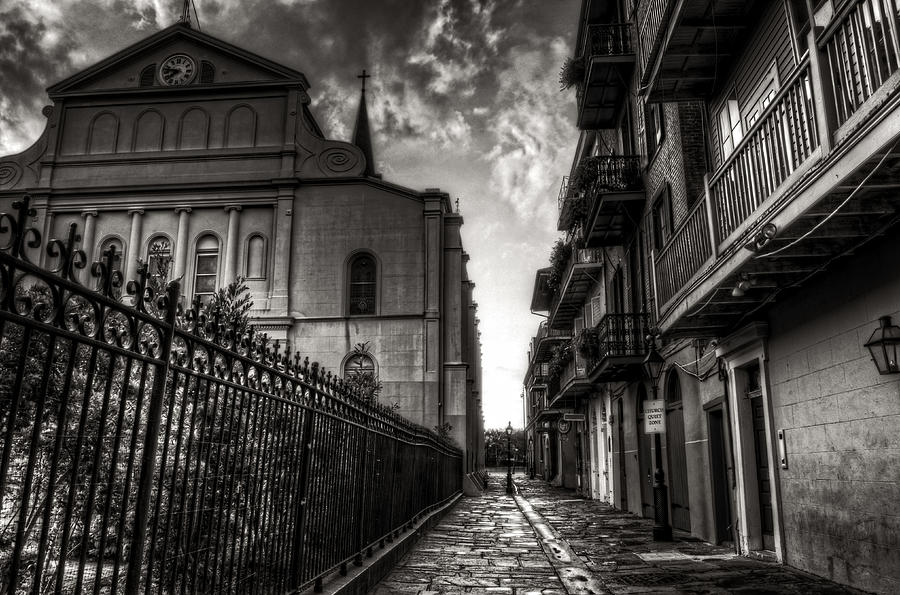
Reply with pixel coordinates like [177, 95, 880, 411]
[754, 138, 899, 259]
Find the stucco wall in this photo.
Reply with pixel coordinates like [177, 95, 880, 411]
[767, 232, 900, 593]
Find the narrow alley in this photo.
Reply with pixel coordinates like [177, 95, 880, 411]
[370, 471, 864, 594]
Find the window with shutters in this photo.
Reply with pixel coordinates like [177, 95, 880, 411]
[200, 60, 215, 83]
[348, 253, 377, 316]
[718, 96, 743, 158]
[139, 64, 156, 86]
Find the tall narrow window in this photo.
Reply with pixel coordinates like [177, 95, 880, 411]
[146, 236, 172, 281]
[200, 60, 215, 83]
[718, 98, 743, 158]
[246, 234, 266, 279]
[651, 186, 673, 251]
[348, 253, 376, 315]
[194, 235, 219, 305]
[99, 238, 124, 272]
[646, 103, 665, 156]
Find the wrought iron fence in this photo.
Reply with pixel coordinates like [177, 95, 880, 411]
[0, 196, 462, 594]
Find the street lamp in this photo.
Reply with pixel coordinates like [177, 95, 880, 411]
[864, 316, 900, 374]
[642, 345, 672, 541]
[528, 436, 535, 479]
[505, 421, 513, 494]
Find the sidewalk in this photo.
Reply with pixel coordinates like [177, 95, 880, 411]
[369, 471, 865, 594]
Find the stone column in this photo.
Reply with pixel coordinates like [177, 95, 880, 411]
[223, 205, 242, 284]
[442, 210, 468, 452]
[173, 207, 192, 282]
[125, 209, 144, 283]
[80, 210, 98, 283]
[270, 188, 295, 315]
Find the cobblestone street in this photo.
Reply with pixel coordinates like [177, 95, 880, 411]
[370, 471, 866, 594]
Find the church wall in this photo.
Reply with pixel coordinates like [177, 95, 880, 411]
[58, 95, 286, 157]
[290, 184, 426, 319]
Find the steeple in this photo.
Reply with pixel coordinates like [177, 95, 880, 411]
[352, 69, 377, 178]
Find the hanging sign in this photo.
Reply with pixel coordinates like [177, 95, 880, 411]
[563, 413, 585, 422]
[643, 399, 666, 434]
[557, 419, 571, 435]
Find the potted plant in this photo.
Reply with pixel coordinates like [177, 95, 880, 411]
[548, 341, 574, 381]
[575, 326, 601, 361]
[558, 56, 585, 91]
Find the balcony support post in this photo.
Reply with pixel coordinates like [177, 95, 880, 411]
[806, 27, 838, 155]
[702, 173, 718, 258]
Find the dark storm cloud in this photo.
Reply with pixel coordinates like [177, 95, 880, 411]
[0, 6, 77, 130]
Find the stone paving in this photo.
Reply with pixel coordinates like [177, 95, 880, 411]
[369, 471, 868, 594]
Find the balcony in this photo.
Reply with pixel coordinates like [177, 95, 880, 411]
[578, 313, 650, 382]
[558, 156, 644, 246]
[549, 247, 604, 330]
[576, 23, 636, 129]
[638, 0, 761, 102]
[651, 0, 900, 337]
[530, 323, 572, 365]
[549, 355, 592, 409]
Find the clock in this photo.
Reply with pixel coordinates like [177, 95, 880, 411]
[159, 54, 196, 86]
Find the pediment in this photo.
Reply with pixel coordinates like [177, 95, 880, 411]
[48, 23, 308, 96]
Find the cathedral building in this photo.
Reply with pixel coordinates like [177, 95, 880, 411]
[0, 21, 484, 474]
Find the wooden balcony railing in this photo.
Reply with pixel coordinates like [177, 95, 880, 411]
[583, 23, 634, 58]
[638, 0, 671, 82]
[654, 198, 713, 307]
[822, 0, 900, 126]
[709, 61, 819, 244]
[559, 354, 588, 388]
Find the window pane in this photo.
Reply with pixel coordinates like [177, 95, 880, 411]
[195, 275, 216, 293]
[349, 255, 376, 315]
[197, 254, 218, 274]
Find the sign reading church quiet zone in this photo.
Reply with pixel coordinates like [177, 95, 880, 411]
[643, 400, 666, 434]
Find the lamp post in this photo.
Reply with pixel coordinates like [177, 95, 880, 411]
[642, 346, 672, 541]
[528, 436, 535, 479]
[505, 421, 513, 494]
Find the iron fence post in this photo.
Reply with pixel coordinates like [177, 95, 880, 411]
[290, 404, 317, 588]
[124, 281, 180, 593]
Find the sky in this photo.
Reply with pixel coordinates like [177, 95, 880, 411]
[0, 0, 582, 429]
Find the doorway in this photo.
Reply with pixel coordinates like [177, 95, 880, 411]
[616, 398, 628, 509]
[664, 370, 690, 532]
[707, 405, 733, 545]
[636, 385, 653, 519]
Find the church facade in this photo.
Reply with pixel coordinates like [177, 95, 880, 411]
[0, 22, 484, 472]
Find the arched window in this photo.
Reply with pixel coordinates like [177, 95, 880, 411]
[88, 112, 118, 154]
[194, 234, 219, 305]
[200, 60, 215, 83]
[344, 352, 376, 379]
[133, 109, 164, 152]
[225, 105, 257, 148]
[178, 107, 209, 150]
[99, 237, 124, 273]
[146, 235, 172, 281]
[348, 253, 376, 315]
[245, 234, 266, 279]
[139, 64, 156, 86]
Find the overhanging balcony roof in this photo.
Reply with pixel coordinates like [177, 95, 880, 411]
[530, 267, 553, 313]
[583, 313, 650, 382]
[639, 0, 761, 103]
[549, 248, 604, 330]
[583, 156, 645, 246]
[577, 23, 635, 129]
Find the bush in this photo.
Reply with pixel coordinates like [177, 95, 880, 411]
[546, 239, 572, 294]
[559, 56, 585, 91]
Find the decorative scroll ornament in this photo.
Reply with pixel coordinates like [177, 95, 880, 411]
[0, 162, 22, 188]
[318, 147, 360, 174]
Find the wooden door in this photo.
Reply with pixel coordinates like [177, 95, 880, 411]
[665, 372, 691, 531]
[636, 387, 653, 518]
[616, 398, 628, 509]
[708, 408, 733, 544]
[751, 394, 775, 549]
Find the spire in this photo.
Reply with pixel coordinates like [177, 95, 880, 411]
[352, 69, 377, 177]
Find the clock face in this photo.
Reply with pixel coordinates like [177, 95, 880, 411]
[159, 54, 196, 86]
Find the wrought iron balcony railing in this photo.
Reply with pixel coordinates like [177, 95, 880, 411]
[578, 313, 649, 377]
[583, 23, 634, 58]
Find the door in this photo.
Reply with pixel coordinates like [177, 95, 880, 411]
[708, 407, 733, 544]
[616, 398, 628, 509]
[665, 371, 691, 531]
[636, 386, 653, 518]
[750, 392, 775, 550]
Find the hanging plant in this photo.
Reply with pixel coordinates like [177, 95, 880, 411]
[558, 56, 585, 91]
[574, 326, 601, 361]
[570, 155, 601, 193]
[546, 239, 572, 294]
[548, 341, 574, 380]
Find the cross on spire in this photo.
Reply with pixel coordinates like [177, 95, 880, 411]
[357, 69, 371, 93]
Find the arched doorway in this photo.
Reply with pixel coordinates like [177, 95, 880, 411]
[636, 384, 653, 518]
[665, 369, 691, 531]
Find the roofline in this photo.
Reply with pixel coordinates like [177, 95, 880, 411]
[47, 22, 310, 94]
